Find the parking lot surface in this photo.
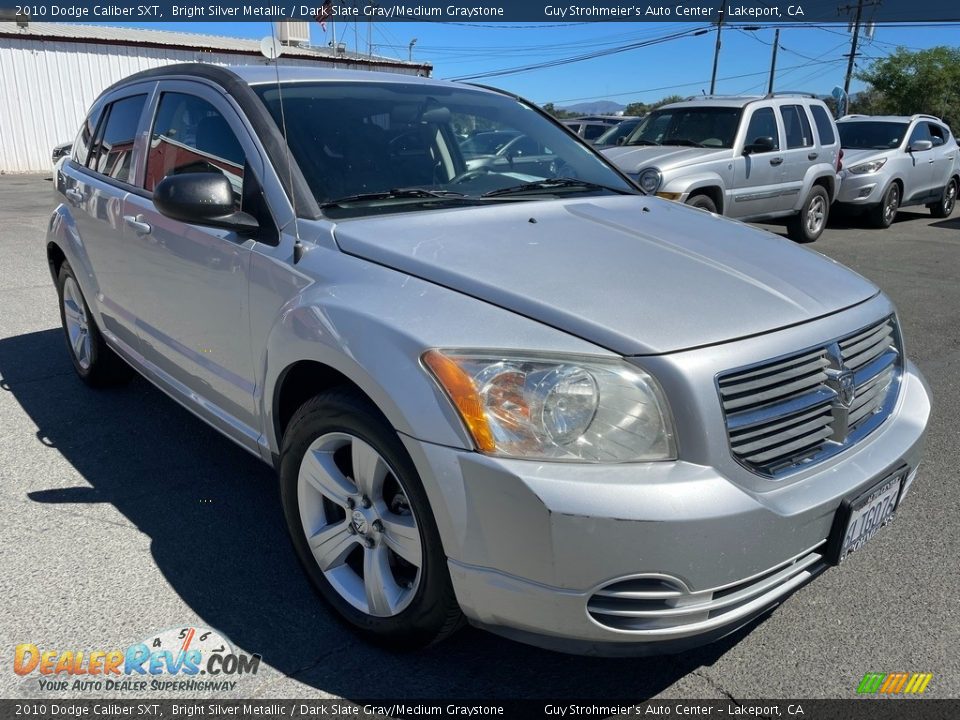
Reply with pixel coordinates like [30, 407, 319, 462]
[1, 174, 957, 701]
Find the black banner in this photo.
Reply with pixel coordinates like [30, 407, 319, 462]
[2, 700, 959, 720]
[0, 0, 958, 23]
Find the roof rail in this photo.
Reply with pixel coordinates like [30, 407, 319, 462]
[840, 114, 868, 119]
[764, 92, 819, 99]
[683, 94, 760, 101]
[912, 113, 940, 121]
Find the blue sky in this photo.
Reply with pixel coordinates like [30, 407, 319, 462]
[103, 21, 959, 107]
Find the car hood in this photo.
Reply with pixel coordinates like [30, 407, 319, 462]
[601, 145, 729, 174]
[333, 195, 878, 355]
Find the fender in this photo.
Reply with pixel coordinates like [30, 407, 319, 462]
[660, 171, 726, 212]
[46, 199, 104, 328]
[793, 167, 837, 211]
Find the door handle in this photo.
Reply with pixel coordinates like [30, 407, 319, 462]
[807, 152, 819, 160]
[123, 214, 152, 235]
[769, 157, 784, 166]
[65, 188, 83, 204]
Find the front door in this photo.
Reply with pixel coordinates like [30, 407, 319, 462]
[729, 106, 785, 219]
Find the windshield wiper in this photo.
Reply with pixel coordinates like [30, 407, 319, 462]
[627, 139, 660, 146]
[320, 187, 468, 208]
[481, 178, 633, 198]
[661, 138, 705, 148]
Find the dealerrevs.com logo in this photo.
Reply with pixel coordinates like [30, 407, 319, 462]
[14, 627, 260, 693]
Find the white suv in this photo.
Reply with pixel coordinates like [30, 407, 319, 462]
[835, 114, 958, 228]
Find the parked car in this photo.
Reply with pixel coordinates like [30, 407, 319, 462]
[562, 116, 622, 143]
[460, 133, 559, 178]
[602, 94, 842, 242]
[593, 117, 643, 148]
[52, 141, 72, 167]
[458, 130, 520, 159]
[835, 114, 958, 228]
[48, 64, 929, 655]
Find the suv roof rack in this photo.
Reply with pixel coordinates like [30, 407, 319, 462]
[763, 92, 819, 99]
[911, 113, 940, 122]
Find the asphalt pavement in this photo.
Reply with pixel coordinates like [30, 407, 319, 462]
[1, 174, 957, 702]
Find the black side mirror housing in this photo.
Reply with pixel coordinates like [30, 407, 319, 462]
[744, 136, 775, 155]
[154, 173, 259, 235]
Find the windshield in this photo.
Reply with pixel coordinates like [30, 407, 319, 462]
[838, 121, 908, 150]
[254, 82, 635, 216]
[595, 118, 640, 147]
[624, 106, 742, 149]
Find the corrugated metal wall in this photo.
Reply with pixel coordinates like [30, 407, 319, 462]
[0, 39, 420, 172]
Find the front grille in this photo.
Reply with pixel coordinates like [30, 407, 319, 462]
[718, 317, 901, 477]
[587, 544, 827, 633]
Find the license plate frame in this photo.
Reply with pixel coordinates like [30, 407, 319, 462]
[826, 465, 907, 565]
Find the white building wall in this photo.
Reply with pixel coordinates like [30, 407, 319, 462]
[0, 39, 418, 172]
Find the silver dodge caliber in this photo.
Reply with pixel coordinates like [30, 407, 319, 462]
[48, 64, 930, 655]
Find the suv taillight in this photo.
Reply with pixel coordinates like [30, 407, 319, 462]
[837, 148, 843, 172]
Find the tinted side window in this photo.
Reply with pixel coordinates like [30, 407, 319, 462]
[745, 107, 780, 151]
[86, 95, 147, 184]
[73, 105, 104, 166]
[146, 92, 246, 209]
[809, 105, 836, 145]
[583, 124, 607, 141]
[780, 105, 813, 148]
[928, 123, 946, 146]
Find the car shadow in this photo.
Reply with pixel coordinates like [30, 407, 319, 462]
[1, 328, 757, 701]
[930, 216, 960, 232]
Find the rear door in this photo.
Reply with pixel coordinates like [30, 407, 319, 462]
[776, 104, 817, 211]
[59, 87, 153, 354]
[928, 122, 956, 193]
[120, 81, 274, 449]
[730, 105, 785, 219]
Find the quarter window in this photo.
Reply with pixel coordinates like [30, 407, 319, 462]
[780, 105, 813, 148]
[928, 123, 946, 146]
[744, 107, 780, 152]
[145, 93, 246, 209]
[809, 105, 836, 145]
[86, 94, 147, 184]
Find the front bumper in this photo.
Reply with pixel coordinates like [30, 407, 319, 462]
[835, 170, 888, 205]
[402, 361, 930, 655]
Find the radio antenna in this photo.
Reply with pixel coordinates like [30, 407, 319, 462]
[261, 30, 304, 264]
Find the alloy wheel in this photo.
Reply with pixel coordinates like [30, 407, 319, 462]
[297, 432, 422, 617]
[806, 195, 826, 235]
[62, 277, 91, 370]
[944, 181, 957, 216]
[884, 186, 900, 224]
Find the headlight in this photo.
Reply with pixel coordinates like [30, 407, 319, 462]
[637, 168, 662, 194]
[848, 158, 887, 174]
[422, 350, 676, 462]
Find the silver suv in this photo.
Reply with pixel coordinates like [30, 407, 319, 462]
[835, 114, 958, 228]
[47, 64, 929, 655]
[602, 94, 842, 242]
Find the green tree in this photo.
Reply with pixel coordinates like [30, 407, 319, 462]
[856, 46, 960, 126]
[624, 102, 649, 117]
[650, 94, 687, 109]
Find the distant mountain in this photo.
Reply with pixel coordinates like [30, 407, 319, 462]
[559, 101, 626, 116]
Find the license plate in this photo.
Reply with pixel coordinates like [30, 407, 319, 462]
[827, 469, 905, 564]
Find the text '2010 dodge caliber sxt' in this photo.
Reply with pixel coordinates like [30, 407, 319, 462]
[47, 64, 930, 655]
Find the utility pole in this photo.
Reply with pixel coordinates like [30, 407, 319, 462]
[839, 0, 881, 96]
[709, 1, 726, 95]
[767, 28, 780, 94]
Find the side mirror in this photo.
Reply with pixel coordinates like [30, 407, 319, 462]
[908, 139, 933, 153]
[743, 136, 775, 155]
[153, 173, 259, 235]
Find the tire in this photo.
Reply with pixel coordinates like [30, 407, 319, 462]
[685, 194, 717, 213]
[279, 389, 463, 648]
[929, 177, 957, 218]
[56, 262, 133, 387]
[786, 185, 830, 242]
[868, 183, 900, 229]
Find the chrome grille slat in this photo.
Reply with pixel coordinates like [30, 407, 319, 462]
[717, 317, 901, 477]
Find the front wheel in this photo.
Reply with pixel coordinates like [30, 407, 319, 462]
[685, 194, 717, 213]
[279, 389, 463, 648]
[868, 183, 900, 229]
[930, 177, 957, 218]
[787, 185, 830, 242]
